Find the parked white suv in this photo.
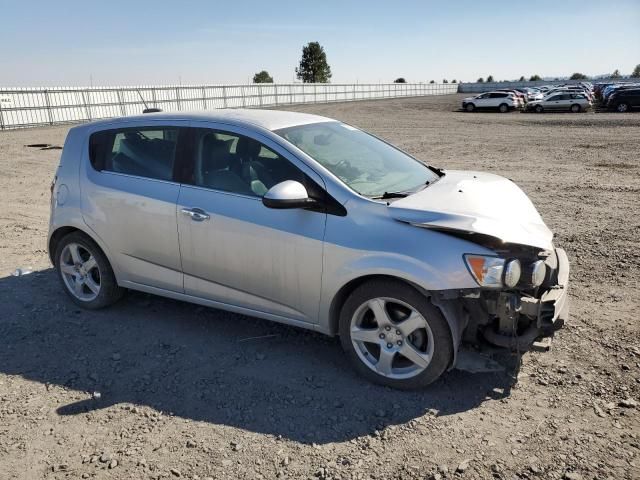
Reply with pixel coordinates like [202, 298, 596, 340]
[462, 92, 520, 112]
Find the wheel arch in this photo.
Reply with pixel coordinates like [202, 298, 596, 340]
[48, 225, 115, 274]
[328, 274, 463, 369]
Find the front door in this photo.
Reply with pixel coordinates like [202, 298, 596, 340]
[176, 125, 326, 324]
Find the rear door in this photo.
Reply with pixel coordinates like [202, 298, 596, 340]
[82, 123, 187, 292]
[628, 89, 640, 107]
[544, 94, 563, 110]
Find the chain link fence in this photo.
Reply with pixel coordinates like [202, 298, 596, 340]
[0, 83, 459, 130]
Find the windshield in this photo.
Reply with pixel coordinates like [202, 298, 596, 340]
[276, 122, 439, 197]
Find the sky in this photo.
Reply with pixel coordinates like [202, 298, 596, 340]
[1, 0, 638, 87]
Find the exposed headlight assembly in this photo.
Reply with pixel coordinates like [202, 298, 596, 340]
[503, 259, 522, 288]
[464, 255, 521, 288]
[529, 260, 547, 287]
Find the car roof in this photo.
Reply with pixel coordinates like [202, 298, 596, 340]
[83, 109, 333, 132]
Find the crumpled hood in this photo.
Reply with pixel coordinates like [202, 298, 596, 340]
[387, 170, 554, 250]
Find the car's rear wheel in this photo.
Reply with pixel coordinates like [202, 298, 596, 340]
[617, 103, 629, 113]
[465, 103, 475, 112]
[339, 279, 453, 389]
[498, 103, 509, 113]
[535, 105, 544, 113]
[55, 231, 123, 309]
[570, 104, 581, 113]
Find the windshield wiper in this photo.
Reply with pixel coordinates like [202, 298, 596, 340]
[428, 166, 445, 176]
[374, 191, 409, 200]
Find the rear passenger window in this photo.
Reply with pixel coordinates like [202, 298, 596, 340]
[89, 127, 180, 181]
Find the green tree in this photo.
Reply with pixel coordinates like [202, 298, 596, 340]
[429, 80, 435, 84]
[529, 74, 542, 81]
[569, 72, 588, 80]
[451, 79, 457, 83]
[442, 79, 448, 83]
[632, 64, 640, 78]
[477, 77, 484, 83]
[394, 77, 407, 83]
[252, 70, 273, 83]
[295, 42, 332, 83]
[518, 76, 525, 81]
[486, 75, 494, 82]
[610, 69, 621, 79]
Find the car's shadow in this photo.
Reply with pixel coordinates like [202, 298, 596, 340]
[0, 268, 520, 444]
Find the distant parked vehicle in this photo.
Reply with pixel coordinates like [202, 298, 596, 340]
[545, 87, 592, 101]
[515, 88, 544, 101]
[526, 93, 591, 113]
[606, 88, 640, 112]
[494, 89, 526, 104]
[601, 84, 639, 102]
[462, 92, 520, 112]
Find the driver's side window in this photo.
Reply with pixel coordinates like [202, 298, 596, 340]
[188, 128, 305, 197]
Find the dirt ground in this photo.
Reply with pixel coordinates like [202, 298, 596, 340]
[1, 94, 639, 480]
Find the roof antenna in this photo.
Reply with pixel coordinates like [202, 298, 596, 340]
[137, 89, 162, 114]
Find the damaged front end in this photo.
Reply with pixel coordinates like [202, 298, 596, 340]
[447, 242, 570, 352]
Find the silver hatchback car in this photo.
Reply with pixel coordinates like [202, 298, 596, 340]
[48, 110, 569, 389]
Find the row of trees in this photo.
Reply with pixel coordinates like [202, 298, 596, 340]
[476, 66, 640, 84]
[254, 42, 331, 83]
[253, 44, 640, 84]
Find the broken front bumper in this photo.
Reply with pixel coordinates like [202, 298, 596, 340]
[483, 248, 570, 350]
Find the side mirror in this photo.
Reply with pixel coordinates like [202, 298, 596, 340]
[262, 180, 315, 209]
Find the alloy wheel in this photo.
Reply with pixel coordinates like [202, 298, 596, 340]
[350, 297, 434, 379]
[59, 243, 101, 301]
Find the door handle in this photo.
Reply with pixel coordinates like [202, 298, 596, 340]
[181, 207, 210, 221]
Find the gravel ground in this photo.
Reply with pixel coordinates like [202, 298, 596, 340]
[1, 94, 639, 480]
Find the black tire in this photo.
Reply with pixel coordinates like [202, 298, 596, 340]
[465, 103, 475, 112]
[339, 279, 453, 390]
[498, 103, 509, 113]
[617, 103, 629, 113]
[570, 104, 581, 113]
[535, 105, 544, 113]
[54, 231, 123, 309]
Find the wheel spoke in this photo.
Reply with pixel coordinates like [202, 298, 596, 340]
[351, 327, 381, 344]
[60, 264, 76, 276]
[376, 348, 395, 376]
[400, 342, 430, 369]
[83, 256, 97, 272]
[68, 244, 82, 264]
[84, 276, 100, 294]
[368, 298, 391, 326]
[398, 311, 426, 337]
[74, 278, 84, 296]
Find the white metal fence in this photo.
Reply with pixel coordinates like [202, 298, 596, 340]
[0, 83, 458, 130]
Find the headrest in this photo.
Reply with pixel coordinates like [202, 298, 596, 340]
[236, 136, 262, 159]
[202, 134, 232, 170]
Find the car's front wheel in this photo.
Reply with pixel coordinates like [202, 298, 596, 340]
[535, 105, 544, 113]
[465, 103, 475, 112]
[570, 104, 581, 113]
[617, 103, 629, 113]
[339, 280, 453, 389]
[55, 231, 123, 309]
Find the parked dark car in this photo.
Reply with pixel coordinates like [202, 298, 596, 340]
[607, 88, 640, 112]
